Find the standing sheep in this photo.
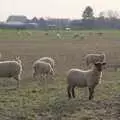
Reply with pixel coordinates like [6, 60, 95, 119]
[0, 56, 22, 88]
[67, 62, 106, 100]
[85, 53, 106, 67]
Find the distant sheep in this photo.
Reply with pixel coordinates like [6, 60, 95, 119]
[73, 34, 79, 38]
[32, 60, 54, 81]
[80, 35, 85, 40]
[56, 33, 61, 39]
[96, 32, 103, 36]
[65, 27, 71, 31]
[106, 63, 120, 71]
[88, 32, 93, 36]
[44, 32, 48, 35]
[67, 62, 106, 100]
[26, 31, 32, 36]
[85, 53, 106, 67]
[0, 56, 22, 88]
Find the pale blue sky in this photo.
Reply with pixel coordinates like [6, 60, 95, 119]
[1, 0, 120, 21]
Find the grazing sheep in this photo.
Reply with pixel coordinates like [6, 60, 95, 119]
[0, 56, 22, 88]
[56, 33, 61, 39]
[32, 60, 54, 80]
[80, 35, 85, 40]
[44, 32, 48, 35]
[39, 57, 55, 80]
[67, 62, 106, 100]
[39, 57, 55, 70]
[85, 53, 106, 67]
[26, 31, 32, 36]
[73, 34, 79, 38]
[96, 32, 103, 36]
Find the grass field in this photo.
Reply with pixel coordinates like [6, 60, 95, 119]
[0, 29, 120, 120]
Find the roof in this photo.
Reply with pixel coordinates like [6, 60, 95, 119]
[6, 15, 28, 23]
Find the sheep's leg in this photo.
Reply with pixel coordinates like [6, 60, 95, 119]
[67, 85, 72, 99]
[38, 74, 42, 85]
[45, 75, 48, 91]
[33, 72, 37, 80]
[72, 87, 75, 98]
[42, 74, 48, 92]
[17, 80, 20, 89]
[14, 75, 20, 89]
[88, 87, 94, 100]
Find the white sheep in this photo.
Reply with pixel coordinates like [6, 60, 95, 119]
[0, 56, 22, 88]
[56, 33, 61, 39]
[85, 53, 106, 67]
[65, 27, 71, 31]
[39, 57, 55, 70]
[32, 60, 54, 81]
[67, 62, 106, 100]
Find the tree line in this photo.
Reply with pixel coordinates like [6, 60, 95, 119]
[1, 6, 120, 30]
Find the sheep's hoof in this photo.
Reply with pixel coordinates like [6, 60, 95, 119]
[89, 97, 94, 100]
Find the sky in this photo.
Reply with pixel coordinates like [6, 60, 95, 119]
[1, 0, 120, 21]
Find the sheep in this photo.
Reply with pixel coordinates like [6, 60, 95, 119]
[39, 57, 55, 70]
[32, 60, 54, 81]
[35, 57, 55, 80]
[85, 53, 106, 67]
[67, 62, 106, 100]
[65, 27, 71, 31]
[0, 56, 22, 88]
[96, 32, 103, 36]
[26, 31, 32, 36]
[44, 32, 48, 35]
[56, 33, 61, 39]
[80, 35, 85, 40]
[73, 34, 79, 38]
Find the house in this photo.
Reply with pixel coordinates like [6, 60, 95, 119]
[6, 15, 28, 23]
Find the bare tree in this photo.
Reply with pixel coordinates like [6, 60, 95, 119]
[107, 10, 119, 19]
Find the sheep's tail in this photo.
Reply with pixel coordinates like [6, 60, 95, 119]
[16, 56, 22, 64]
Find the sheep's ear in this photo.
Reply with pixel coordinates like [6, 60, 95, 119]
[95, 62, 101, 65]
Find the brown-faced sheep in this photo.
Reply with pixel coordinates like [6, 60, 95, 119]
[67, 62, 106, 100]
[85, 53, 106, 67]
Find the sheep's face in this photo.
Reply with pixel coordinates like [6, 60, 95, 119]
[95, 62, 106, 71]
